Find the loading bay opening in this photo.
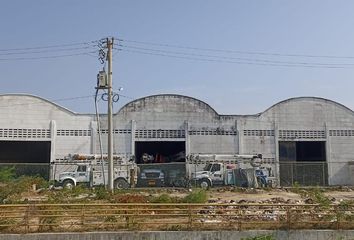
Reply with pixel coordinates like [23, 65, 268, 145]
[279, 141, 328, 186]
[135, 141, 186, 187]
[0, 140, 51, 179]
[135, 141, 185, 164]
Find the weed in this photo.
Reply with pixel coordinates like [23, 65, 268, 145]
[0, 166, 16, 182]
[292, 181, 301, 193]
[309, 187, 331, 207]
[182, 189, 208, 203]
[112, 194, 148, 203]
[94, 186, 111, 200]
[150, 193, 175, 203]
[0, 175, 49, 203]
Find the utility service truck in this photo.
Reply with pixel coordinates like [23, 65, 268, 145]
[54, 154, 138, 189]
[188, 154, 270, 189]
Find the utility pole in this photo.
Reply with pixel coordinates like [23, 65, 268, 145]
[107, 37, 114, 192]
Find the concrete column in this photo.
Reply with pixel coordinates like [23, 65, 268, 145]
[325, 122, 331, 185]
[49, 120, 56, 181]
[237, 119, 244, 154]
[274, 122, 280, 187]
[131, 120, 136, 157]
[90, 121, 97, 154]
[184, 121, 191, 178]
[234, 120, 238, 154]
[50, 120, 56, 163]
[184, 121, 190, 155]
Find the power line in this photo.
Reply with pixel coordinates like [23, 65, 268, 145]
[117, 38, 354, 60]
[0, 40, 99, 52]
[0, 45, 97, 56]
[117, 44, 354, 67]
[117, 49, 349, 69]
[0, 51, 98, 61]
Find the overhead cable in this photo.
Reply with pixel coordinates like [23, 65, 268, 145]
[0, 51, 98, 61]
[117, 44, 354, 67]
[117, 38, 354, 60]
[116, 49, 349, 69]
[0, 40, 99, 52]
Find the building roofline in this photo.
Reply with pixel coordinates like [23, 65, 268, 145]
[118, 93, 219, 116]
[260, 96, 354, 116]
[0, 93, 78, 115]
[2, 94, 353, 118]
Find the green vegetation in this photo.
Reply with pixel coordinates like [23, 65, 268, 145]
[93, 186, 111, 200]
[310, 188, 331, 207]
[290, 185, 331, 207]
[0, 175, 48, 203]
[151, 193, 175, 203]
[0, 166, 16, 182]
[182, 189, 208, 203]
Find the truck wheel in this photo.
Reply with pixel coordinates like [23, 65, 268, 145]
[257, 177, 267, 188]
[198, 179, 211, 189]
[62, 180, 74, 189]
[114, 178, 130, 189]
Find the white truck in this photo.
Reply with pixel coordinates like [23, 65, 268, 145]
[54, 154, 138, 189]
[188, 154, 269, 189]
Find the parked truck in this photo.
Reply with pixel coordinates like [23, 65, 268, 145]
[54, 154, 138, 189]
[188, 154, 269, 189]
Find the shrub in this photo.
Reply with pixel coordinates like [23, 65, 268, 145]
[0, 175, 49, 203]
[182, 189, 208, 203]
[0, 166, 16, 182]
[150, 193, 174, 203]
[94, 186, 111, 200]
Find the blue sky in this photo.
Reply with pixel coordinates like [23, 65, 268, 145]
[1, 1, 354, 114]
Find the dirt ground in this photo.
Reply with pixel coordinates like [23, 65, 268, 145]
[165, 187, 354, 204]
[4, 183, 354, 204]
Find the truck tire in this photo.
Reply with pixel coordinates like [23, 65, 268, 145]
[114, 178, 130, 189]
[257, 176, 267, 188]
[198, 178, 211, 189]
[62, 180, 75, 189]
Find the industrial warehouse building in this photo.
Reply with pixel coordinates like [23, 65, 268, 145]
[0, 93, 354, 186]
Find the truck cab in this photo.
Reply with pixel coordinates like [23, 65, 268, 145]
[58, 163, 91, 189]
[192, 163, 226, 188]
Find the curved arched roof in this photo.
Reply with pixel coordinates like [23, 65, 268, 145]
[1, 94, 353, 118]
[0, 93, 77, 115]
[118, 94, 219, 116]
[260, 96, 354, 116]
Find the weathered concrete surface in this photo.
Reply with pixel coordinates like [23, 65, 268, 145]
[1, 230, 354, 240]
[2, 94, 354, 185]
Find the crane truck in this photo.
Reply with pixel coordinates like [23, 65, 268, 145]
[187, 153, 269, 189]
[54, 154, 138, 189]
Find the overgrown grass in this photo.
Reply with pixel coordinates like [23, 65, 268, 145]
[182, 189, 208, 203]
[46, 185, 93, 203]
[0, 175, 49, 203]
[290, 184, 332, 207]
[150, 193, 176, 203]
[0, 166, 16, 182]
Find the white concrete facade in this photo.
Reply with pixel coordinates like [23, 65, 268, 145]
[1, 94, 354, 186]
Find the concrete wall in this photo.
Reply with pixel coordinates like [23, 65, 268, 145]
[0, 94, 94, 161]
[2, 94, 354, 185]
[1, 230, 354, 240]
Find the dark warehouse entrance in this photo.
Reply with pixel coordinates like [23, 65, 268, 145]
[0, 141, 51, 179]
[135, 141, 185, 164]
[279, 141, 328, 186]
[135, 141, 186, 187]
